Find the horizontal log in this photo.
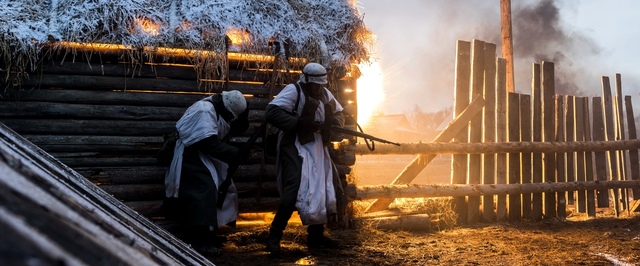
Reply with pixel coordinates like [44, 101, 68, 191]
[125, 197, 281, 217]
[76, 166, 167, 185]
[355, 139, 640, 155]
[26, 135, 162, 145]
[37, 61, 295, 84]
[100, 181, 279, 202]
[2, 88, 273, 109]
[1, 119, 175, 136]
[352, 180, 640, 200]
[59, 157, 158, 167]
[20, 74, 280, 96]
[0, 101, 186, 120]
[0, 101, 264, 122]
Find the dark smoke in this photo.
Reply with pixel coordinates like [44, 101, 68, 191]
[512, 0, 601, 95]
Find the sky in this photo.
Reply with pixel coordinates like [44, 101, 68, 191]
[356, 0, 640, 116]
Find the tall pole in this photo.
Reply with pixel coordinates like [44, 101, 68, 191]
[500, 0, 515, 93]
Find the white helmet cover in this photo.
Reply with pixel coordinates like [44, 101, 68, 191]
[299, 62, 328, 85]
[221, 90, 247, 119]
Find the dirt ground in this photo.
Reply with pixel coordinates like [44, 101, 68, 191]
[206, 155, 640, 265]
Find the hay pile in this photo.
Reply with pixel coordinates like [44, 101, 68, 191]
[0, 0, 374, 88]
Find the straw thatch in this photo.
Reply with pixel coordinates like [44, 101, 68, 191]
[0, 0, 373, 89]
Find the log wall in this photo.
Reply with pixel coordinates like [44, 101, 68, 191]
[0, 47, 358, 227]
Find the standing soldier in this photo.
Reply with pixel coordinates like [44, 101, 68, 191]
[264, 62, 345, 254]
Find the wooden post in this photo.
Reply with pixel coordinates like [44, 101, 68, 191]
[500, 0, 515, 93]
[555, 95, 567, 217]
[451, 40, 471, 223]
[575, 97, 587, 213]
[531, 63, 543, 221]
[520, 94, 532, 219]
[583, 97, 596, 217]
[614, 74, 629, 212]
[592, 97, 610, 207]
[542, 61, 556, 218]
[624, 96, 640, 200]
[565, 96, 576, 206]
[508, 92, 521, 221]
[602, 76, 620, 216]
[468, 39, 485, 223]
[496, 58, 508, 221]
[483, 46, 497, 222]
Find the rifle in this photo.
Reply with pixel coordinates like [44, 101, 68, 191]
[217, 122, 267, 209]
[320, 124, 401, 147]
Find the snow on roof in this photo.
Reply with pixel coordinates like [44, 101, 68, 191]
[1, 0, 373, 82]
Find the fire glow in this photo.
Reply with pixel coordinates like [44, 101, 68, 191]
[356, 61, 385, 126]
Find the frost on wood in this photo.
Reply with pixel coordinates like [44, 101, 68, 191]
[0, 0, 373, 85]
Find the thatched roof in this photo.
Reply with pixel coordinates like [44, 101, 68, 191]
[1, 0, 373, 85]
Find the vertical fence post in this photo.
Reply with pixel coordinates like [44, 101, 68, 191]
[452, 40, 471, 224]
[542, 61, 556, 218]
[575, 98, 587, 213]
[483, 45, 497, 222]
[555, 95, 567, 217]
[467, 39, 485, 223]
[614, 74, 629, 211]
[624, 96, 640, 200]
[582, 97, 597, 217]
[531, 63, 543, 221]
[565, 96, 577, 207]
[508, 92, 521, 221]
[592, 97, 610, 207]
[496, 58, 508, 221]
[602, 76, 621, 216]
[520, 94, 532, 218]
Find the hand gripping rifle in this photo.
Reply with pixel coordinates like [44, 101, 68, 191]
[217, 122, 267, 209]
[320, 124, 401, 148]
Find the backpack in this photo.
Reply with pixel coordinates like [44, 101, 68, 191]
[265, 82, 302, 157]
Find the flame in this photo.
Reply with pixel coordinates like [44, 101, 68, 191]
[135, 17, 161, 36]
[226, 27, 250, 46]
[356, 61, 384, 125]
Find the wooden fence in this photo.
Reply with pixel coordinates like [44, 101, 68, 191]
[356, 39, 640, 223]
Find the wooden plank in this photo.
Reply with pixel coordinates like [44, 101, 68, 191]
[354, 180, 640, 199]
[507, 92, 521, 221]
[531, 63, 543, 221]
[496, 58, 508, 221]
[468, 39, 485, 223]
[20, 74, 276, 96]
[364, 95, 485, 213]
[0, 101, 186, 120]
[592, 97, 610, 207]
[520, 94, 532, 219]
[601, 76, 620, 216]
[582, 97, 596, 217]
[565, 96, 576, 206]
[542, 61, 556, 218]
[1, 119, 175, 136]
[614, 74, 629, 211]
[483, 47, 497, 222]
[555, 95, 567, 217]
[575, 97, 587, 213]
[624, 96, 640, 200]
[450, 40, 471, 223]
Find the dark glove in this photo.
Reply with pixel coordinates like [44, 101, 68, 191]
[297, 116, 320, 145]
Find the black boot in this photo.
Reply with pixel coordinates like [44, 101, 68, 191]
[183, 225, 223, 257]
[307, 224, 340, 249]
[265, 228, 283, 253]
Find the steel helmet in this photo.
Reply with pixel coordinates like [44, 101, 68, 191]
[300, 62, 328, 85]
[222, 90, 247, 119]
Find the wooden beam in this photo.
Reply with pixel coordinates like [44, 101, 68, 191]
[500, 0, 515, 93]
[354, 180, 640, 200]
[355, 139, 640, 155]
